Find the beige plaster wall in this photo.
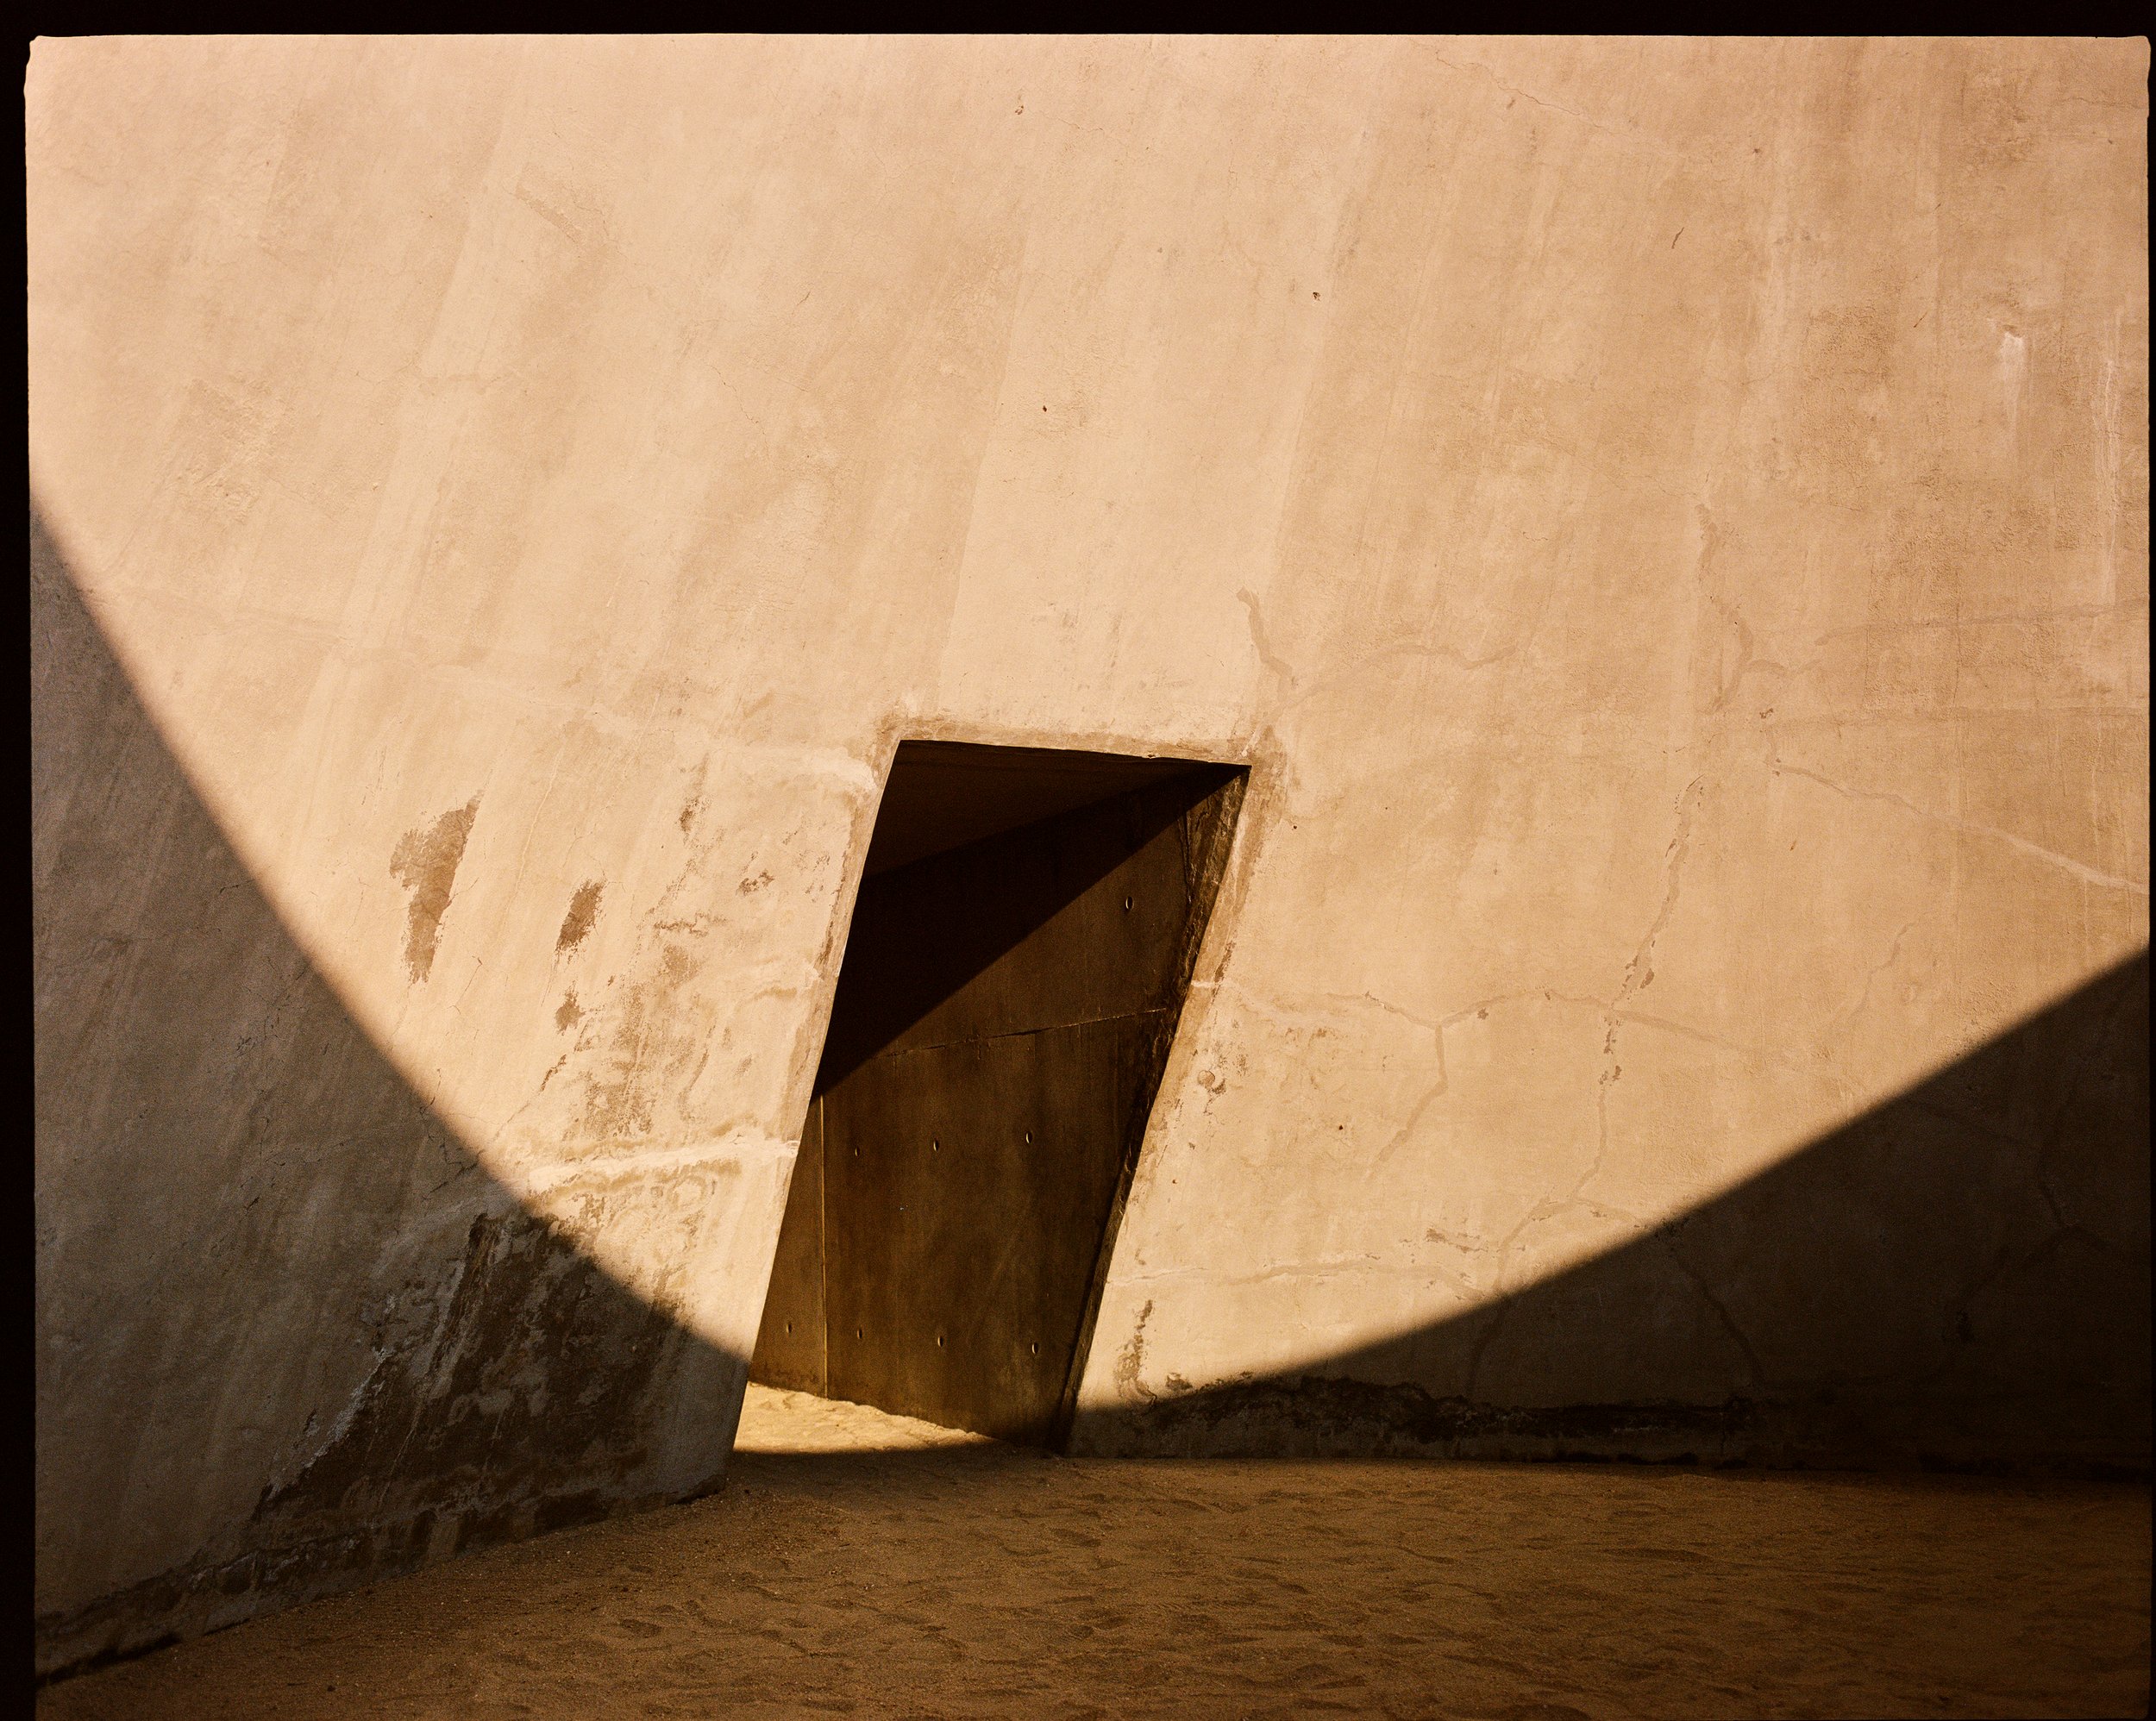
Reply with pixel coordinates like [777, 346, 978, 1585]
[30, 34, 2148, 1668]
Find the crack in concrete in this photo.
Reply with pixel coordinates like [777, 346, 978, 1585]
[1825, 918, 1919, 1048]
[1662, 1230, 1765, 1388]
[1771, 755, 2147, 896]
[1461, 1299, 1512, 1400]
[1236, 587, 1297, 696]
[1272, 632, 1524, 717]
[1587, 777, 1708, 1202]
[1207, 979, 1453, 1173]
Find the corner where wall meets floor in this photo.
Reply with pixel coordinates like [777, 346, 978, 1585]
[29, 34, 2150, 1681]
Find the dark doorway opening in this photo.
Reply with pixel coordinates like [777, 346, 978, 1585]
[749, 741, 1247, 1447]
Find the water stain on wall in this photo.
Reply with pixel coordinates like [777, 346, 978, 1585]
[555, 881, 604, 956]
[254, 1207, 693, 1535]
[33, 516, 741, 1680]
[389, 799, 480, 982]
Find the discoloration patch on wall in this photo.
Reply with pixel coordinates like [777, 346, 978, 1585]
[554, 880, 604, 957]
[255, 1206, 704, 1533]
[389, 799, 479, 983]
[38, 1197, 744, 1679]
[28, 528, 746, 1680]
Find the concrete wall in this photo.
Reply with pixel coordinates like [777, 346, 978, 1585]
[32, 520, 753, 1674]
[30, 34, 2148, 1670]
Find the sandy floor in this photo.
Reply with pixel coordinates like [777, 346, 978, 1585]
[41, 1386, 2152, 1719]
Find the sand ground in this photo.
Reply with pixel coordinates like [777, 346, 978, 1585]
[41, 1386, 2152, 1719]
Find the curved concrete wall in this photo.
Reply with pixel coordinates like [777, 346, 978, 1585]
[30, 34, 2148, 1668]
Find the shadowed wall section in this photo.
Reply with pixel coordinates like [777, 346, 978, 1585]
[1074, 952, 2151, 1474]
[753, 747, 1246, 1445]
[28, 29, 2148, 1687]
[32, 518, 744, 1679]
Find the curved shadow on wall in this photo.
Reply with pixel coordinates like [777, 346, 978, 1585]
[32, 513, 745, 1680]
[34, 494, 2152, 1681]
[1075, 951, 2152, 1476]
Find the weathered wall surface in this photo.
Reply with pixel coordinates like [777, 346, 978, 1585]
[30, 34, 2148, 1666]
[31, 520, 756, 1674]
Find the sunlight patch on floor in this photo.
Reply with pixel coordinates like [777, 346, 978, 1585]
[731, 1382, 997, 1454]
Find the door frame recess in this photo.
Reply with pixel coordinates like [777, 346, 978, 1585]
[1047, 765, 1246, 1446]
[756, 738, 1251, 1449]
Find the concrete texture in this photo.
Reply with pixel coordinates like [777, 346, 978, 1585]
[1074, 949, 2150, 1468]
[32, 522, 749, 1677]
[29, 33, 2150, 1672]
